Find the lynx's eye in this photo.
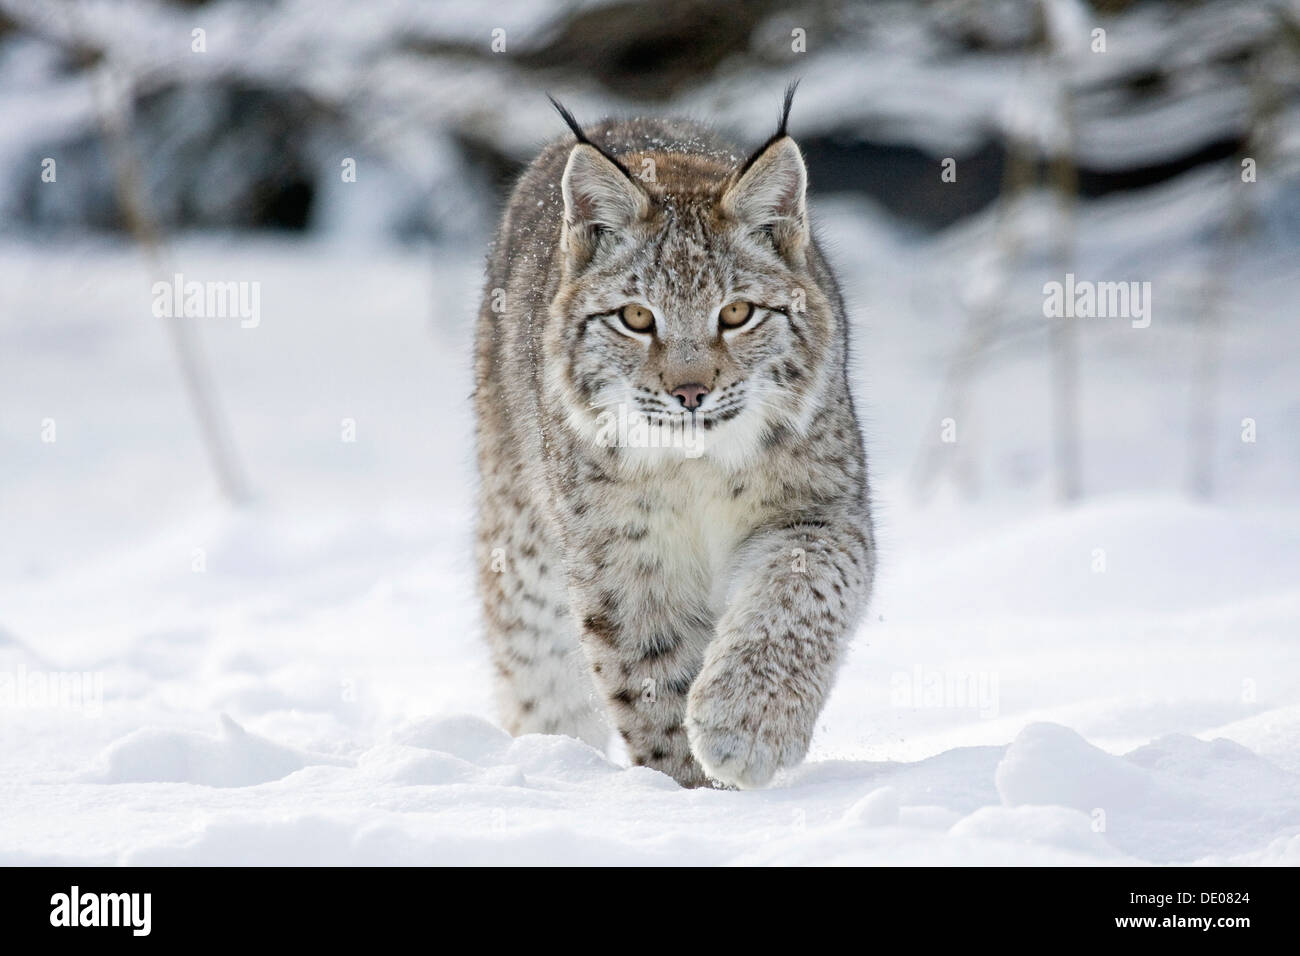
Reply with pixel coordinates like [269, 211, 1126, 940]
[719, 300, 754, 329]
[619, 304, 655, 333]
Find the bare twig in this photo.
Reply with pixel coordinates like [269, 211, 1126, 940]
[91, 63, 253, 504]
[1046, 41, 1081, 503]
[1187, 29, 1287, 497]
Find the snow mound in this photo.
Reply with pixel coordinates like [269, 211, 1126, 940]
[949, 805, 1121, 860]
[1199, 704, 1300, 776]
[357, 743, 485, 787]
[391, 714, 512, 761]
[84, 715, 351, 788]
[996, 722, 1300, 862]
[996, 722, 1154, 811]
[842, 786, 901, 827]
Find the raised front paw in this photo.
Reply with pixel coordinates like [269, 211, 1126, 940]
[684, 653, 818, 789]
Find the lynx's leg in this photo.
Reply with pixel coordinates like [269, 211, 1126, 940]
[476, 493, 607, 748]
[686, 514, 874, 789]
[572, 583, 713, 788]
[564, 509, 716, 788]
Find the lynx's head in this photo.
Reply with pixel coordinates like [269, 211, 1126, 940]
[544, 86, 841, 469]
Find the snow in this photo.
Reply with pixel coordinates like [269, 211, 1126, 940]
[5, 0, 1293, 242]
[84, 714, 352, 788]
[2, 160, 1299, 864]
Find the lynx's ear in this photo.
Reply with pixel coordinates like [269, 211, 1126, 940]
[561, 144, 649, 267]
[721, 136, 809, 262]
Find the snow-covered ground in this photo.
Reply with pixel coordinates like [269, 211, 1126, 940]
[1, 170, 1298, 864]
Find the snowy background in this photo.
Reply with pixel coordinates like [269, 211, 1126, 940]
[1, 0, 1298, 865]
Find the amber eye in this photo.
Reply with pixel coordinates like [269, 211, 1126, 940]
[719, 300, 754, 329]
[619, 304, 655, 333]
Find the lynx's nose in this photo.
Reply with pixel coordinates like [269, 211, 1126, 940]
[670, 383, 710, 411]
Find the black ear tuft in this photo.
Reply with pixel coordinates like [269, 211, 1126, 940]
[776, 79, 800, 139]
[548, 94, 590, 145]
[547, 94, 634, 179]
[738, 80, 801, 178]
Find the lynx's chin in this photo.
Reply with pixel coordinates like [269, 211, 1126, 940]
[576, 392, 772, 469]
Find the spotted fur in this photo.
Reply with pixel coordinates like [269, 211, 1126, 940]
[473, 99, 874, 788]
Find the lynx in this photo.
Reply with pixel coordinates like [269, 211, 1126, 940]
[474, 86, 874, 788]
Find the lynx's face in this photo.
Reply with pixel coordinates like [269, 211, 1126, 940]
[547, 136, 835, 467]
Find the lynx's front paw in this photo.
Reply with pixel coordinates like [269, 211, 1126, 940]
[685, 650, 818, 789]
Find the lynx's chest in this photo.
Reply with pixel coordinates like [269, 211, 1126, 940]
[631, 461, 768, 619]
